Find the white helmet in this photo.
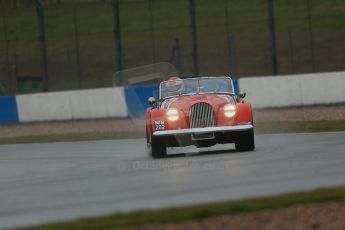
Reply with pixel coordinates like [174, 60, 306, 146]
[167, 76, 184, 96]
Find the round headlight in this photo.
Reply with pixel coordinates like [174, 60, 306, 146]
[223, 104, 236, 118]
[167, 108, 179, 121]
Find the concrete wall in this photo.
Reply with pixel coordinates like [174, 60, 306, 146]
[69, 88, 127, 119]
[16, 92, 73, 122]
[238, 71, 345, 109]
[1, 72, 345, 124]
[16, 87, 127, 122]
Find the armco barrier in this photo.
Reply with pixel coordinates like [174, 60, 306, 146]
[16, 87, 128, 122]
[124, 85, 159, 118]
[0, 96, 19, 124]
[238, 71, 345, 109]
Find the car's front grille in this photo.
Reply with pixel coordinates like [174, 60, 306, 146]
[189, 103, 215, 128]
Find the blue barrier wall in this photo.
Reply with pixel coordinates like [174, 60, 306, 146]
[124, 85, 159, 118]
[0, 96, 19, 124]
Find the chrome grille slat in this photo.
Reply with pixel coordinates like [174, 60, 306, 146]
[196, 104, 200, 127]
[189, 103, 215, 128]
[199, 103, 203, 127]
[192, 105, 198, 127]
[207, 106, 212, 127]
[198, 104, 201, 127]
[207, 106, 211, 127]
[190, 107, 193, 128]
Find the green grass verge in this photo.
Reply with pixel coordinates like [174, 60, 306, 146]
[1, 119, 345, 145]
[18, 186, 345, 230]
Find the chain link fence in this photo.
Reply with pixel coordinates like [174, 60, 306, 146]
[0, 0, 344, 94]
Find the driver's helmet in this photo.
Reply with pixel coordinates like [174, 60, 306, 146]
[167, 76, 184, 96]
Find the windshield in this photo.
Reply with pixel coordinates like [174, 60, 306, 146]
[160, 77, 234, 99]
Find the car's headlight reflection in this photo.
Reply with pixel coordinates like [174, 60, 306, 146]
[167, 108, 179, 121]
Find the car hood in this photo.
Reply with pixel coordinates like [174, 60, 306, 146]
[160, 94, 235, 114]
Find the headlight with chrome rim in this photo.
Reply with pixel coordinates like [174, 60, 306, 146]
[223, 104, 236, 118]
[167, 108, 179, 121]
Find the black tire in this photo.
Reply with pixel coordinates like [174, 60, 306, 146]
[145, 124, 149, 143]
[235, 129, 255, 151]
[148, 137, 167, 159]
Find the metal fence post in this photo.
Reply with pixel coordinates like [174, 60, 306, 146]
[148, 0, 156, 64]
[2, 14, 12, 94]
[306, 0, 315, 72]
[175, 39, 182, 73]
[288, 31, 294, 74]
[112, 0, 123, 85]
[73, 4, 82, 88]
[189, 0, 199, 75]
[229, 34, 237, 76]
[267, 0, 278, 75]
[33, 0, 49, 91]
[223, 0, 235, 74]
[169, 38, 182, 72]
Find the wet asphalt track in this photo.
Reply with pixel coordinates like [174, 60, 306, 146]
[0, 132, 345, 229]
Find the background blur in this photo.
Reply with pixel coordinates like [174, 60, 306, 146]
[0, 0, 344, 94]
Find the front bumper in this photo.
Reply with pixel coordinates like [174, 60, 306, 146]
[152, 124, 253, 147]
[153, 124, 253, 136]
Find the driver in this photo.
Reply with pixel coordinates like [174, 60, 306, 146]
[167, 76, 185, 96]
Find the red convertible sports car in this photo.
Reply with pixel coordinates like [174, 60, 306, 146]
[146, 75, 255, 158]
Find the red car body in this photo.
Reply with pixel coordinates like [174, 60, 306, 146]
[146, 76, 254, 158]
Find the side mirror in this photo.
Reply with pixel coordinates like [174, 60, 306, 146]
[148, 97, 156, 106]
[238, 91, 246, 99]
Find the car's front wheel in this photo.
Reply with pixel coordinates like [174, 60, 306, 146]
[235, 129, 255, 151]
[148, 136, 167, 159]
